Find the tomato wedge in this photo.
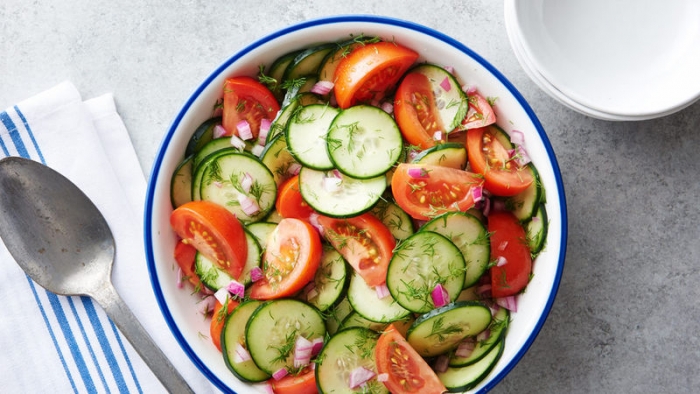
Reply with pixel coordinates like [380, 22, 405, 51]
[466, 126, 533, 196]
[222, 76, 280, 139]
[316, 213, 395, 287]
[391, 163, 484, 221]
[461, 92, 496, 130]
[394, 72, 445, 150]
[250, 218, 322, 300]
[334, 41, 418, 109]
[170, 200, 248, 280]
[173, 239, 200, 287]
[375, 324, 446, 394]
[210, 298, 239, 352]
[276, 175, 315, 221]
[488, 210, 532, 298]
[271, 367, 317, 394]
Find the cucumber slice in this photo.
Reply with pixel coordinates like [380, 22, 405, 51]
[245, 299, 326, 375]
[327, 105, 403, 179]
[170, 155, 193, 209]
[386, 231, 466, 313]
[286, 104, 339, 170]
[405, 301, 492, 357]
[449, 307, 509, 367]
[315, 327, 388, 394]
[265, 49, 301, 100]
[283, 43, 336, 82]
[260, 132, 299, 187]
[185, 117, 222, 157]
[221, 300, 270, 382]
[339, 311, 388, 332]
[193, 137, 239, 170]
[301, 246, 348, 312]
[194, 228, 261, 289]
[325, 296, 353, 335]
[407, 64, 468, 132]
[268, 92, 326, 140]
[199, 151, 277, 223]
[298, 167, 386, 218]
[245, 221, 277, 251]
[191, 147, 236, 201]
[370, 199, 414, 241]
[347, 270, 411, 323]
[526, 203, 548, 256]
[437, 338, 505, 392]
[411, 142, 467, 170]
[421, 211, 490, 289]
[504, 163, 542, 221]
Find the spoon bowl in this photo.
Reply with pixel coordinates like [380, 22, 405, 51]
[0, 156, 193, 394]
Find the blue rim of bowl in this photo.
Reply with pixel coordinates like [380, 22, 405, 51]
[145, 14, 568, 393]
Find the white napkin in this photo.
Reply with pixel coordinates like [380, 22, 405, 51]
[0, 81, 218, 393]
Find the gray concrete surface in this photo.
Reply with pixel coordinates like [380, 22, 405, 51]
[2, 1, 699, 393]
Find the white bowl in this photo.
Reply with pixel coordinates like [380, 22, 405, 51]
[505, 0, 700, 120]
[145, 15, 567, 393]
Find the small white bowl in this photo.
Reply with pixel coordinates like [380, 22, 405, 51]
[505, 0, 700, 120]
[145, 15, 567, 393]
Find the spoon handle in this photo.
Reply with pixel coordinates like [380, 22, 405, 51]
[94, 284, 195, 394]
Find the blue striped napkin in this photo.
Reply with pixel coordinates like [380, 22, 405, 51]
[0, 82, 217, 393]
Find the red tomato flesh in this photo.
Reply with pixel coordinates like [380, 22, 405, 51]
[276, 175, 315, 221]
[250, 218, 322, 300]
[391, 163, 484, 221]
[488, 210, 532, 298]
[173, 239, 200, 287]
[170, 200, 248, 280]
[461, 92, 496, 130]
[334, 41, 419, 109]
[222, 76, 280, 139]
[210, 298, 239, 352]
[375, 324, 446, 394]
[271, 367, 317, 394]
[394, 72, 445, 150]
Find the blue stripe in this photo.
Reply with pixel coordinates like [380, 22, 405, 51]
[14, 105, 45, 163]
[81, 298, 130, 393]
[109, 320, 143, 394]
[68, 297, 112, 393]
[0, 111, 13, 156]
[0, 110, 29, 157]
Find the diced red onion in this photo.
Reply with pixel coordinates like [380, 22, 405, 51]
[214, 287, 230, 305]
[251, 144, 264, 157]
[176, 267, 184, 289]
[262, 382, 274, 394]
[236, 120, 253, 141]
[432, 131, 443, 141]
[375, 283, 390, 299]
[230, 134, 246, 150]
[310, 80, 334, 95]
[496, 256, 508, 267]
[258, 118, 271, 145]
[443, 65, 455, 74]
[348, 367, 375, 389]
[198, 295, 216, 315]
[510, 129, 525, 146]
[407, 149, 421, 162]
[407, 167, 429, 179]
[431, 283, 449, 308]
[226, 279, 245, 299]
[463, 85, 478, 95]
[309, 213, 324, 235]
[477, 329, 491, 342]
[250, 266, 264, 282]
[241, 172, 254, 193]
[439, 76, 452, 92]
[238, 194, 261, 216]
[272, 368, 288, 381]
[455, 339, 476, 358]
[496, 295, 518, 312]
[294, 336, 313, 368]
[288, 162, 302, 176]
[433, 354, 450, 373]
[380, 101, 394, 114]
[311, 337, 324, 356]
[233, 343, 252, 363]
[376, 373, 389, 383]
[515, 146, 531, 166]
[476, 284, 492, 296]
[472, 186, 484, 202]
[305, 285, 318, 302]
[213, 124, 228, 139]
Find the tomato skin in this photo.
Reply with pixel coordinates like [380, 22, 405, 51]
[316, 213, 395, 287]
[276, 175, 315, 221]
[173, 240, 200, 287]
[222, 76, 280, 139]
[170, 201, 248, 280]
[394, 72, 444, 150]
[466, 126, 533, 196]
[210, 298, 239, 352]
[334, 41, 419, 109]
[391, 163, 484, 221]
[250, 218, 322, 300]
[375, 324, 446, 394]
[488, 211, 532, 298]
[271, 367, 317, 394]
[461, 92, 496, 130]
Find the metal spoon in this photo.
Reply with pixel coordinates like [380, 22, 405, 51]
[0, 156, 194, 394]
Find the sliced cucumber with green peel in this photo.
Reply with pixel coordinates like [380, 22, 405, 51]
[317, 36, 378, 83]
[185, 116, 222, 157]
[504, 163, 542, 222]
[327, 105, 403, 179]
[302, 246, 348, 312]
[339, 311, 388, 332]
[347, 270, 411, 323]
[411, 142, 467, 169]
[283, 43, 336, 82]
[449, 306, 509, 367]
[325, 296, 353, 335]
[194, 228, 261, 289]
[315, 327, 388, 394]
[193, 137, 238, 170]
[221, 300, 270, 382]
[406, 300, 492, 357]
[245, 221, 277, 251]
[526, 202, 548, 255]
[370, 199, 414, 241]
[421, 211, 490, 289]
[170, 155, 193, 208]
[260, 132, 299, 187]
[265, 49, 301, 100]
[386, 231, 466, 313]
[286, 104, 339, 170]
[437, 338, 505, 392]
[298, 167, 386, 218]
[406, 64, 469, 132]
[245, 299, 326, 375]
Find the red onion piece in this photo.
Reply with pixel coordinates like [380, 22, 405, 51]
[510, 129, 525, 146]
[496, 256, 508, 267]
[262, 383, 274, 394]
[230, 134, 246, 150]
[287, 162, 302, 176]
[237, 194, 261, 216]
[431, 283, 449, 308]
[375, 283, 390, 299]
[311, 337, 324, 356]
[496, 295, 518, 312]
[213, 287, 229, 305]
[176, 267, 184, 289]
[380, 101, 394, 114]
[432, 130, 443, 141]
[455, 338, 476, 358]
[515, 145, 531, 166]
[249, 266, 264, 282]
[241, 172, 254, 193]
[226, 279, 245, 299]
[407, 167, 429, 179]
[348, 367, 375, 389]
[433, 354, 450, 373]
[439, 76, 452, 92]
[294, 336, 313, 368]
[443, 65, 455, 74]
[472, 186, 484, 202]
[258, 118, 271, 145]
[198, 295, 216, 315]
[272, 368, 288, 381]
[213, 124, 228, 139]
[376, 373, 389, 383]
[477, 329, 491, 342]
[234, 343, 252, 363]
[251, 144, 264, 157]
[310, 80, 334, 95]
[236, 120, 253, 140]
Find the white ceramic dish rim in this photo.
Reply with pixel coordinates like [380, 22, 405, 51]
[145, 15, 568, 394]
[505, 0, 700, 119]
